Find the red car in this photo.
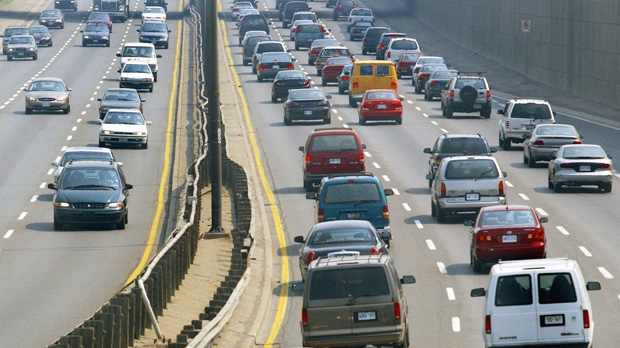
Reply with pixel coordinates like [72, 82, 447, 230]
[321, 57, 353, 86]
[358, 89, 403, 125]
[466, 205, 547, 273]
[396, 51, 423, 79]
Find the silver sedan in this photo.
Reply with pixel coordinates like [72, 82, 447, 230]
[548, 144, 613, 193]
[523, 124, 582, 167]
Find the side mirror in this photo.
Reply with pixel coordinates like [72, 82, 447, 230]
[426, 173, 434, 181]
[146, 121, 153, 125]
[306, 192, 317, 200]
[497, 110, 504, 115]
[384, 188, 394, 196]
[292, 282, 305, 292]
[298, 146, 304, 152]
[136, 29, 140, 32]
[586, 281, 601, 291]
[125, 183, 134, 190]
[399, 95, 405, 101]
[80, 30, 84, 33]
[51, 161, 60, 167]
[116, 53, 122, 57]
[157, 54, 162, 58]
[362, 144, 366, 149]
[522, 134, 529, 140]
[551, 151, 557, 159]
[539, 216, 548, 223]
[292, 57, 297, 62]
[400, 275, 416, 284]
[47, 183, 57, 190]
[502, 172, 507, 178]
[344, 71, 350, 76]
[141, 99, 146, 102]
[464, 220, 474, 226]
[97, 98, 102, 101]
[380, 231, 392, 240]
[96, 119, 103, 124]
[293, 236, 304, 243]
[117, 69, 121, 73]
[490, 147, 497, 153]
[67, 88, 72, 92]
[423, 148, 432, 154]
[470, 288, 486, 297]
[325, 94, 332, 99]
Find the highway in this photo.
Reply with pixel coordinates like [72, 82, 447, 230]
[0, 0, 182, 346]
[220, 0, 620, 346]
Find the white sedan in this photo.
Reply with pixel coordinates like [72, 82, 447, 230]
[97, 109, 152, 149]
[119, 63, 154, 92]
[142, 6, 166, 22]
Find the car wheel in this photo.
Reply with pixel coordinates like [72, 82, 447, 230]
[338, 85, 344, 95]
[308, 59, 314, 66]
[430, 201, 437, 217]
[527, 151, 536, 168]
[428, 178, 433, 189]
[554, 181, 563, 193]
[600, 182, 612, 193]
[323, 116, 331, 124]
[284, 114, 291, 125]
[143, 141, 148, 149]
[82, 42, 87, 47]
[63, 106, 70, 114]
[99, 141, 105, 147]
[502, 138, 512, 151]
[414, 84, 421, 94]
[359, 114, 365, 125]
[445, 106, 453, 118]
[53, 217, 62, 231]
[396, 117, 402, 125]
[149, 85, 153, 92]
[349, 35, 354, 41]
[252, 66, 257, 74]
[316, 69, 322, 77]
[321, 78, 327, 86]
[498, 133, 504, 147]
[471, 252, 482, 273]
[437, 205, 446, 223]
[125, 210, 129, 223]
[49, 42, 53, 47]
[116, 217, 126, 230]
[394, 326, 409, 348]
[303, 179, 312, 191]
[25, 107, 32, 114]
[548, 175, 555, 189]
[349, 95, 356, 107]
[482, 109, 491, 118]
[523, 152, 529, 164]
[106, 42, 110, 47]
[333, 14, 338, 21]
[33, 54, 38, 61]
[295, 43, 299, 50]
[7, 55, 12, 61]
[258, 76, 264, 82]
[271, 95, 278, 103]
[153, 72, 158, 82]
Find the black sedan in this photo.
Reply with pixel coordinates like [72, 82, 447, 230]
[138, 20, 171, 49]
[283, 88, 331, 125]
[294, 220, 390, 280]
[257, 52, 295, 82]
[98, 88, 145, 119]
[29, 25, 53, 47]
[81, 22, 110, 47]
[424, 69, 458, 101]
[271, 70, 311, 103]
[349, 20, 372, 41]
[39, 9, 64, 29]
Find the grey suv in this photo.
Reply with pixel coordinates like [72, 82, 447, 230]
[440, 74, 492, 118]
[296, 254, 415, 348]
[498, 97, 556, 150]
[423, 133, 497, 188]
[2, 25, 29, 54]
[427, 156, 507, 223]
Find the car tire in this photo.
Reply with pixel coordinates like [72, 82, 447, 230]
[99, 141, 105, 147]
[548, 175, 555, 190]
[106, 42, 110, 47]
[437, 205, 446, 223]
[600, 182, 612, 193]
[428, 178, 433, 189]
[258, 76, 264, 82]
[323, 116, 330, 124]
[143, 141, 148, 149]
[33, 54, 38, 61]
[116, 217, 126, 230]
[295, 43, 299, 50]
[252, 66, 257, 74]
[502, 138, 512, 151]
[82, 42, 87, 47]
[394, 326, 409, 348]
[333, 14, 338, 21]
[7, 55, 12, 61]
[481, 109, 491, 118]
[153, 72, 158, 82]
[316, 69, 321, 76]
[498, 133, 504, 147]
[445, 106, 453, 118]
[25, 107, 32, 114]
[414, 84, 421, 94]
[359, 114, 365, 124]
[527, 151, 536, 168]
[63, 106, 70, 114]
[271, 95, 278, 103]
[349, 35, 354, 41]
[321, 78, 327, 86]
[284, 114, 291, 125]
[396, 117, 402, 125]
[149, 85, 153, 92]
[430, 201, 437, 217]
[349, 95, 356, 107]
[308, 59, 314, 66]
[338, 85, 344, 95]
[554, 181, 563, 193]
[471, 252, 482, 273]
[523, 152, 529, 164]
[53, 218, 62, 231]
[303, 179, 312, 191]
[49, 42, 53, 47]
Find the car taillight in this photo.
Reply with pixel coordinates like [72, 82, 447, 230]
[600, 163, 611, 168]
[583, 309, 590, 329]
[387, 52, 391, 58]
[359, 153, 365, 165]
[307, 251, 317, 264]
[303, 80, 310, 86]
[320, 26, 325, 33]
[560, 163, 571, 168]
[440, 182, 446, 197]
[527, 229, 545, 241]
[431, 81, 437, 85]
[486, 90, 491, 98]
[286, 64, 293, 69]
[370, 247, 380, 255]
[434, 156, 442, 166]
[394, 302, 401, 320]
[573, 140, 582, 144]
[353, 82, 359, 87]
[485, 315, 492, 334]
[505, 120, 510, 128]
[533, 140, 544, 146]
[382, 205, 389, 219]
[243, 49, 246, 55]
[414, 68, 420, 73]
[420, 74, 427, 79]
[311, 49, 318, 54]
[342, 76, 348, 81]
[379, 44, 384, 50]
[259, 64, 265, 70]
[498, 180, 504, 195]
[317, 208, 324, 222]
[274, 81, 281, 86]
[317, 100, 329, 106]
[305, 154, 311, 164]
[296, 28, 300, 33]
[302, 308, 308, 326]
[449, 90, 454, 98]
[391, 82, 397, 88]
[476, 233, 491, 242]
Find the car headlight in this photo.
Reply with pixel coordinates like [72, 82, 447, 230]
[108, 202, 124, 208]
[121, 77, 129, 81]
[54, 202, 70, 207]
[119, 5, 125, 10]
[28, 47, 35, 51]
[7, 48, 13, 52]
[163, 36, 169, 41]
[135, 131, 147, 136]
[56, 19, 62, 22]
[143, 78, 153, 82]
[56, 96, 67, 102]
[102, 130, 111, 135]
[83, 35, 90, 39]
[139, 36, 145, 40]
[26, 96, 36, 101]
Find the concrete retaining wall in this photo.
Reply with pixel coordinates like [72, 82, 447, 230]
[408, 0, 620, 107]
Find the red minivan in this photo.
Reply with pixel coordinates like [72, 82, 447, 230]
[299, 128, 366, 191]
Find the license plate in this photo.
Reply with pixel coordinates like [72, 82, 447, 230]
[273, 65, 279, 69]
[329, 158, 340, 164]
[473, 104, 482, 109]
[542, 314, 564, 326]
[347, 212, 360, 219]
[42, 102, 51, 107]
[502, 235, 517, 243]
[465, 193, 480, 201]
[17, 53, 25, 56]
[579, 165, 591, 171]
[304, 110, 312, 115]
[378, 104, 387, 109]
[525, 124, 535, 130]
[93, 40, 99, 43]
[357, 311, 376, 321]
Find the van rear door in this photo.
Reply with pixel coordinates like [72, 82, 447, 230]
[487, 274, 538, 346]
[305, 268, 353, 338]
[535, 272, 587, 345]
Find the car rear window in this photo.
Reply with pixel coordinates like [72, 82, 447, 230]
[391, 40, 417, 50]
[324, 182, 381, 204]
[308, 228, 377, 247]
[376, 65, 390, 76]
[445, 159, 499, 180]
[322, 48, 349, 57]
[481, 210, 535, 227]
[381, 34, 405, 44]
[309, 266, 389, 300]
[419, 57, 445, 65]
[439, 138, 488, 154]
[258, 43, 284, 53]
[260, 52, 290, 62]
[366, 28, 389, 38]
[353, 9, 372, 16]
[294, 14, 316, 21]
[494, 275, 533, 306]
[310, 134, 358, 152]
[432, 71, 458, 79]
[299, 24, 322, 33]
[366, 91, 397, 100]
[455, 78, 485, 89]
[511, 103, 552, 119]
[538, 273, 577, 304]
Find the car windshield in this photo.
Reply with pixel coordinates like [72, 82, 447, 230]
[299, 24, 322, 33]
[324, 182, 381, 204]
[30, 81, 66, 92]
[421, 65, 447, 72]
[142, 23, 167, 32]
[104, 91, 140, 101]
[455, 78, 486, 89]
[124, 64, 151, 73]
[561, 146, 605, 159]
[439, 138, 488, 154]
[123, 46, 154, 57]
[366, 91, 398, 100]
[246, 36, 270, 47]
[60, 168, 120, 190]
[321, 48, 349, 57]
[445, 159, 499, 180]
[511, 103, 552, 119]
[104, 112, 145, 125]
[257, 43, 284, 53]
[327, 58, 352, 66]
[366, 29, 389, 38]
[308, 228, 377, 246]
[260, 53, 290, 62]
[85, 25, 108, 32]
[289, 89, 325, 100]
[60, 152, 113, 166]
[89, 13, 108, 20]
[41, 10, 60, 17]
[419, 57, 445, 65]
[144, 7, 164, 13]
[481, 210, 535, 227]
[9, 36, 34, 44]
[309, 266, 389, 300]
[312, 39, 338, 48]
[353, 9, 372, 16]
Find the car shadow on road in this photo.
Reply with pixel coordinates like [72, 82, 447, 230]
[445, 262, 490, 276]
[272, 186, 305, 195]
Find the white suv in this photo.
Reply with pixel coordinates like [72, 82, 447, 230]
[427, 156, 507, 223]
[384, 37, 420, 64]
[498, 98, 556, 150]
[116, 43, 162, 82]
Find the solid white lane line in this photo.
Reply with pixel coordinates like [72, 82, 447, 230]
[426, 239, 436, 250]
[414, 220, 423, 229]
[452, 317, 461, 332]
[518, 193, 530, 200]
[4, 230, 14, 239]
[598, 267, 614, 279]
[402, 203, 411, 211]
[18, 212, 27, 220]
[556, 226, 570, 235]
[446, 287, 456, 300]
[579, 246, 592, 257]
[437, 262, 447, 274]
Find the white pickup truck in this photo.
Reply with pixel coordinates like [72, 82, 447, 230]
[346, 8, 374, 33]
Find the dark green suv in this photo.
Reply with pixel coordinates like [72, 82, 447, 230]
[47, 161, 132, 230]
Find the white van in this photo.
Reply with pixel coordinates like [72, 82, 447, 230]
[470, 258, 601, 347]
[116, 43, 162, 82]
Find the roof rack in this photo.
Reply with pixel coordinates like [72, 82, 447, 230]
[325, 172, 375, 179]
[456, 71, 486, 77]
[67, 159, 115, 165]
[313, 127, 352, 132]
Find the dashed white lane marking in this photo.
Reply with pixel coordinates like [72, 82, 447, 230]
[452, 317, 461, 332]
[381, 175, 390, 182]
[406, 100, 413, 104]
[422, 113, 428, 118]
[505, 181, 514, 187]
[71, 126, 77, 132]
[342, 123, 350, 128]
[372, 162, 380, 169]
[556, 226, 570, 235]
[518, 193, 530, 200]
[414, 106, 421, 111]
[437, 262, 447, 274]
[30, 195, 38, 203]
[579, 246, 592, 257]
[67, 135, 73, 141]
[425, 239, 436, 250]
[440, 128, 448, 133]
[535, 208, 548, 216]
[364, 151, 372, 157]
[431, 121, 438, 126]
[598, 267, 614, 279]
[392, 188, 400, 195]
[47, 168, 54, 175]
[332, 109, 338, 114]
[414, 220, 423, 229]
[446, 287, 456, 300]
[337, 116, 343, 121]
[18, 212, 27, 220]
[402, 203, 411, 211]
[81, 111, 87, 116]
[4, 230, 14, 239]
[39, 182, 46, 189]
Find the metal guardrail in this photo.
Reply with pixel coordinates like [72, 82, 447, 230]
[47, 5, 253, 348]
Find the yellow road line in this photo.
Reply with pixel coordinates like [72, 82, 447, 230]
[218, 1, 290, 345]
[124, 3, 182, 285]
